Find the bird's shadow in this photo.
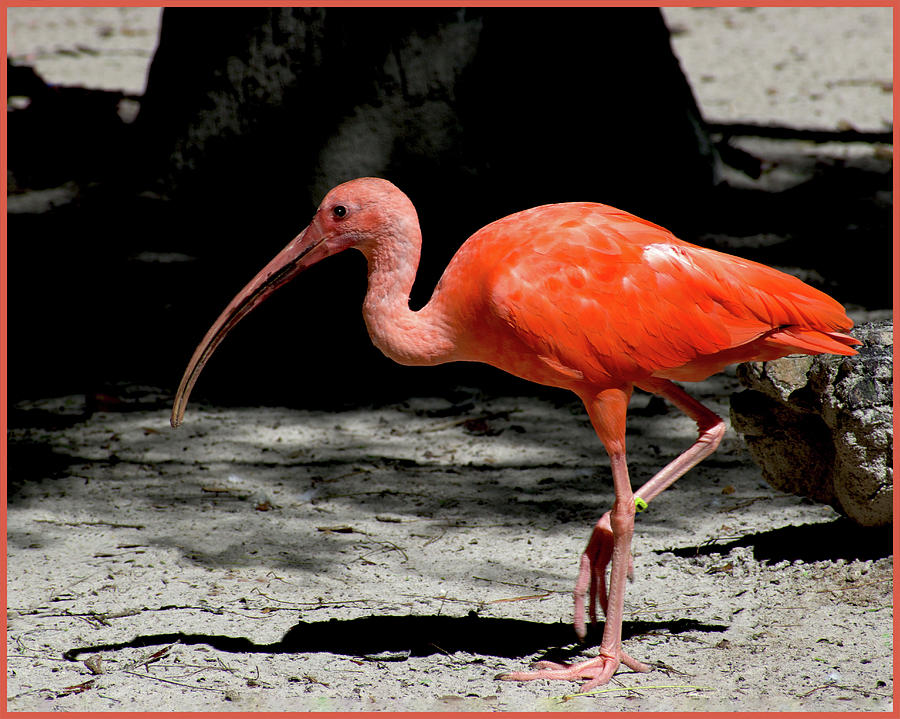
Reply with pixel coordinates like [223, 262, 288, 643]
[659, 517, 892, 563]
[63, 612, 726, 665]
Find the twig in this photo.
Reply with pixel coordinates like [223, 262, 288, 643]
[414, 409, 518, 434]
[555, 683, 713, 701]
[349, 531, 409, 565]
[798, 683, 892, 699]
[67, 610, 111, 629]
[302, 674, 331, 687]
[486, 592, 552, 604]
[29, 604, 280, 621]
[419, 641, 448, 657]
[264, 571, 294, 586]
[720, 496, 772, 512]
[122, 669, 225, 693]
[399, 592, 482, 607]
[697, 533, 747, 547]
[246, 592, 387, 609]
[120, 643, 178, 672]
[248, 587, 302, 604]
[420, 530, 446, 547]
[54, 679, 97, 697]
[473, 576, 562, 594]
[34, 519, 146, 530]
[625, 605, 709, 616]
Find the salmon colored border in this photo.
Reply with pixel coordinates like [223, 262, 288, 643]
[0, 3, 896, 717]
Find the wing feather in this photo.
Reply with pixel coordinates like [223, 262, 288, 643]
[483, 205, 858, 385]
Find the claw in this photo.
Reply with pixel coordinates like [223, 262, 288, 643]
[557, 499, 650, 690]
[499, 648, 649, 692]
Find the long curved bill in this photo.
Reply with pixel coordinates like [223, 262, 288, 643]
[171, 225, 328, 428]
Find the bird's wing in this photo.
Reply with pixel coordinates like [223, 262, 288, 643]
[484, 205, 857, 385]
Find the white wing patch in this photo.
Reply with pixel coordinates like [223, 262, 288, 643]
[642, 243, 701, 272]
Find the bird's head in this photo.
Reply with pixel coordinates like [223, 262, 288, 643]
[306, 177, 419, 259]
[170, 177, 415, 428]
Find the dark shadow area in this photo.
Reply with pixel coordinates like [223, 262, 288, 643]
[7, 140, 889, 411]
[699, 162, 891, 313]
[7, 7, 711, 410]
[6, 443, 82, 496]
[10, 7, 889, 414]
[3, 381, 877, 566]
[63, 611, 727, 663]
[659, 517, 893, 563]
[707, 121, 892, 145]
[7, 9, 891, 575]
[5, 389, 753, 556]
[7, 61, 134, 190]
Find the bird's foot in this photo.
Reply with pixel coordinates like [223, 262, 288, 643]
[572, 511, 635, 639]
[498, 648, 650, 693]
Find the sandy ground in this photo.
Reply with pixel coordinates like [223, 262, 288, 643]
[6, 5, 894, 714]
[7, 378, 894, 712]
[6, 7, 162, 95]
[662, 6, 892, 132]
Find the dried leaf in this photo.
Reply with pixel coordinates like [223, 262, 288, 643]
[57, 680, 96, 697]
[83, 655, 104, 674]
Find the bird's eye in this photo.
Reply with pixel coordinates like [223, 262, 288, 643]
[332, 205, 347, 219]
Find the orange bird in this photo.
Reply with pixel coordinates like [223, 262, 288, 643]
[171, 177, 859, 691]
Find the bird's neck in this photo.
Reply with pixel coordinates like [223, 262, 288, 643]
[359, 229, 457, 367]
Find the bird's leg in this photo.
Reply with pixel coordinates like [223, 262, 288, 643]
[501, 386, 647, 691]
[630, 380, 727, 504]
[574, 379, 726, 639]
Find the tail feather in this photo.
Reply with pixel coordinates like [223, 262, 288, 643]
[766, 327, 861, 357]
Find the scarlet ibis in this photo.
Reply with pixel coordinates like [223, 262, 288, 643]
[171, 177, 859, 691]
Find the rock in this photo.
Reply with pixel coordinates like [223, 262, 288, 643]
[730, 320, 893, 527]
